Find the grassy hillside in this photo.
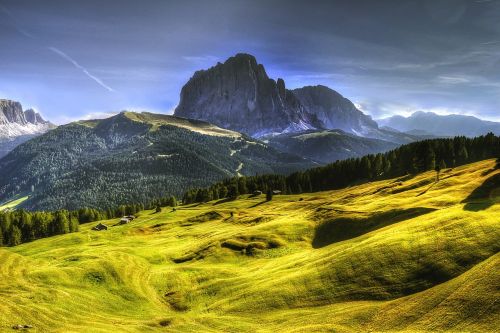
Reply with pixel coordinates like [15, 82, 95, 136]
[0, 159, 498, 332]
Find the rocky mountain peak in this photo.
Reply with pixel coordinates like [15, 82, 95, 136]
[0, 99, 56, 158]
[0, 99, 27, 125]
[24, 108, 49, 125]
[292, 85, 378, 133]
[174, 54, 382, 137]
[174, 53, 317, 137]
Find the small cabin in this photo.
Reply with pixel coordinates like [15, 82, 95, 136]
[253, 190, 262, 195]
[92, 223, 108, 231]
[272, 190, 282, 195]
[118, 218, 130, 225]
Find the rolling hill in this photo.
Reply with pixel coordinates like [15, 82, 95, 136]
[0, 159, 498, 332]
[0, 111, 312, 210]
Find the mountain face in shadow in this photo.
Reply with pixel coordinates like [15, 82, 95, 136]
[174, 54, 378, 138]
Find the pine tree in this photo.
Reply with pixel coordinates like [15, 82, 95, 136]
[9, 225, 22, 246]
[55, 211, 70, 234]
[439, 159, 447, 170]
[266, 189, 273, 202]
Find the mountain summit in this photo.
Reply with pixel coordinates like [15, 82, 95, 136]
[292, 85, 378, 134]
[174, 54, 381, 137]
[0, 99, 55, 158]
[174, 53, 320, 136]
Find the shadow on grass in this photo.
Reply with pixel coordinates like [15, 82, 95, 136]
[249, 201, 268, 208]
[212, 197, 236, 205]
[312, 207, 437, 248]
[416, 181, 437, 197]
[462, 172, 500, 211]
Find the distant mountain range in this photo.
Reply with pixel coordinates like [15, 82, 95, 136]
[0, 99, 55, 158]
[0, 112, 312, 210]
[378, 111, 500, 137]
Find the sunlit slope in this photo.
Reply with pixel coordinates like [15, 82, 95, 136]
[1, 159, 498, 332]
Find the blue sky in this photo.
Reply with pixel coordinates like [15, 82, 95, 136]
[0, 0, 499, 124]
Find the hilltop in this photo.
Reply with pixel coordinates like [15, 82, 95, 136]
[0, 159, 498, 332]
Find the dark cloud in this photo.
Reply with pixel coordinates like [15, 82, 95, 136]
[0, 0, 498, 123]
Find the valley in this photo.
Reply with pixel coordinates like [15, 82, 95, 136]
[0, 159, 498, 332]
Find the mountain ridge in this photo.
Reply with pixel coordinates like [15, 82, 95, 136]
[0, 99, 55, 158]
[378, 111, 500, 137]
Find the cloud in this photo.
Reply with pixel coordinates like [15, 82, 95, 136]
[437, 75, 471, 84]
[183, 55, 220, 64]
[48, 47, 115, 92]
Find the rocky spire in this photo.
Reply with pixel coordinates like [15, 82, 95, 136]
[0, 99, 27, 125]
[174, 53, 318, 136]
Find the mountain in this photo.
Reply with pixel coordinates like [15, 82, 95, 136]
[174, 53, 320, 137]
[0, 111, 312, 210]
[378, 111, 500, 137]
[265, 130, 398, 164]
[0, 99, 55, 158]
[292, 85, 378, 134]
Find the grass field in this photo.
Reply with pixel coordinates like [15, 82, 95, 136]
[0, 195, 28, 211]
[0, 159, 499, 332]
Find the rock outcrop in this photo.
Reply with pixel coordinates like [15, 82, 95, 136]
[174, 54, 383, 138]
[0, 100, 27, 125]
[0, 99, 55, 158]
[292, 85, 378, 134]
[174, 53, 320, 137]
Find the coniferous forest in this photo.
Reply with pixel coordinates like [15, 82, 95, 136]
[183, 133, 500, 203]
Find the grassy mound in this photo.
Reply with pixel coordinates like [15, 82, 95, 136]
[1, 159, 498, 332]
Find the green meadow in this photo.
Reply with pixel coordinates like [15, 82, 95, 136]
[1, 159, 498, 332]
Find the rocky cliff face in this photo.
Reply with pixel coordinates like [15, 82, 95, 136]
[174, 53, 320, 137]
[292, 85, 378, 134]
[0, 100, 27, 125]
[24, 108, 50, 125]
[174, 54, 383, 138]
[0, 99, 55, 158]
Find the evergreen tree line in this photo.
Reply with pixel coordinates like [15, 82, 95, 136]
[0, 210, 78, 247]
[183, 133, 500, 204]
[0, 196, 177, 247]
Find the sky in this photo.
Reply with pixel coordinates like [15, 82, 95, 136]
[0, 0, 499, 124]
